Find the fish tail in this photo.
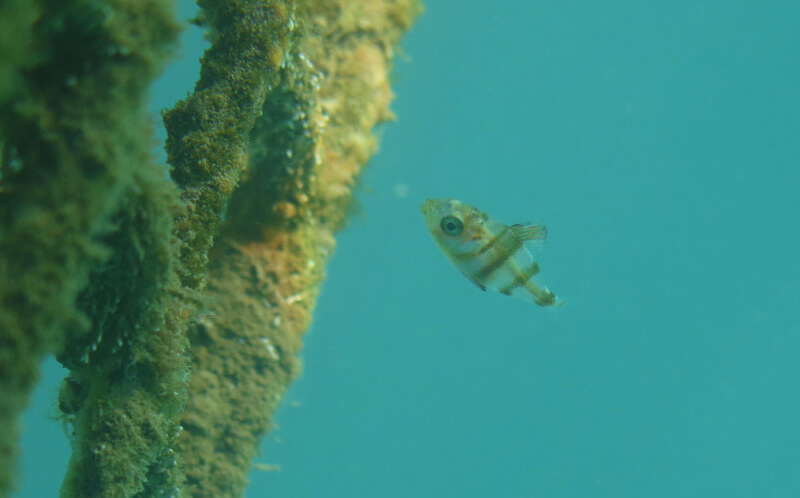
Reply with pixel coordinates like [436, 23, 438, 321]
[524, 281, 562, 307]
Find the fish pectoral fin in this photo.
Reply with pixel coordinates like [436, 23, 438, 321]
[510, 223, 547, 242]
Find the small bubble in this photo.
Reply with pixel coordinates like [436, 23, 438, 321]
[394, 183, 409, 198]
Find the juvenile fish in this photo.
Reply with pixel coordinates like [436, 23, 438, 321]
[421, 198, 561, 306]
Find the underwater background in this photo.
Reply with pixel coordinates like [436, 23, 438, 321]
[15, 0, 800, 497]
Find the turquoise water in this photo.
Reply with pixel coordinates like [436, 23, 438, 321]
[17, 1, 800, 497]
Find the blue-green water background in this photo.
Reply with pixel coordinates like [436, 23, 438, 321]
[16, 1, 800, 496]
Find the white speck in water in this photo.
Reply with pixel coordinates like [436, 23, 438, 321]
[394, 183, 409, 198]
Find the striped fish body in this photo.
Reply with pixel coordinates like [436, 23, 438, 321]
[421, 198, 560, 307]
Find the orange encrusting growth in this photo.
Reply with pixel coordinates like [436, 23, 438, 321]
[175, 1, 422, 496]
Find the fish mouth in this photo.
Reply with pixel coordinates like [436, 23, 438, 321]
[420, 199, 435, 216]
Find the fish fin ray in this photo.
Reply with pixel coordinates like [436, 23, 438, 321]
[510, 223, 547, 243]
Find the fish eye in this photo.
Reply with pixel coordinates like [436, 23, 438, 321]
[440, 215, 463, 236]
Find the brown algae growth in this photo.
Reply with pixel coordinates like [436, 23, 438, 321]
[0, 0, 420, 497]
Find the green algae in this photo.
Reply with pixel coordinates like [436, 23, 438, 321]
[164, 0, 292, 291]
[0, 1, 181, 494]
[0, 0, 38, 106]
[58, 165, 189, 497]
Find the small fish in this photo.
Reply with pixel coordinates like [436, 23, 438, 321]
[420, 198, 562, 306]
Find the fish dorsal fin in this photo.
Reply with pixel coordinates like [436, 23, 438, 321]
[510, 223, 547, 242]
